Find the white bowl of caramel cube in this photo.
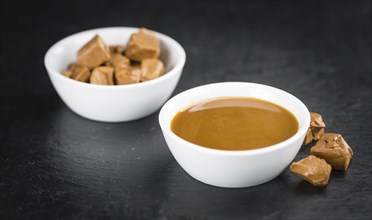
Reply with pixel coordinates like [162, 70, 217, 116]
[45, 27, 186, 122]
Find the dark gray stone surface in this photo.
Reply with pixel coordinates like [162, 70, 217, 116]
[1, 1, 371, 219]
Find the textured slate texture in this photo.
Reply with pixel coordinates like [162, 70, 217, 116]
[1, 1, 371, 219]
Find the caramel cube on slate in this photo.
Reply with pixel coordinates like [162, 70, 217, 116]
[90, 66, 114, 85]
[78, 35, 110, 69]
[310, 112, 325, 140]
[125, 28, 160, 62]
[65, 63, 90, 82]
[290, 155, 332, 186]
[115, 66, 141, 85]
[141, 58, 165, 82]
[303, 112, 326, 145]
[303, 128, 313, 145]
[311, 133, 353, 171]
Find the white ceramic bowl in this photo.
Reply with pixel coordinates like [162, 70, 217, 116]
[159, 82, 310, 188]
[45, 27, 186, 122]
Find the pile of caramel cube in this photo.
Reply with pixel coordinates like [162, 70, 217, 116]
[290, 112, 353, 186]
[63, 28, 165, 85]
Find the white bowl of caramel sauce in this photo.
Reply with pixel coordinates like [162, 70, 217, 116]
[159, 82, 310, 188]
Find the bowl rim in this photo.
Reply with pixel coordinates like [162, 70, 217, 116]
[44, 26, 186, 90]
[159, 82, 311, 156]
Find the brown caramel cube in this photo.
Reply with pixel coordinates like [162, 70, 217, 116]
[303, 128, 313, 145]
[77, 35, 110, 69]
[312, 127, 325, 141]
[310, 112, 325, 140]
[107, 53, 130, 69]
[125, 28, 160, 62]
[90, 66, 114, 85]
[115, 66, 141, 85]
[303, 112, 326, 145]
[140, 58, 165, 82]
[311, 133, 353, 171]
[310, 112, 326, 127]
[68, 64, 90, 82]
[290, 155, 331, 186]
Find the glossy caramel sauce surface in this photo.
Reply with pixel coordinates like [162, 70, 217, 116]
[171, 97, 299, 150]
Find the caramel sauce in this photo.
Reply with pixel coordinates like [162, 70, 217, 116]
[171, 97, 299, 150]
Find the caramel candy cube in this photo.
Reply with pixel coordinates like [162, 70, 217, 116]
[303, 128, 313, 145]
[310, 112, 326, 127]
[312, 127, 325, 141]
[125, 28, 160, 62]
[290, 155, 332, 186]
[67, 64, 90, 82]
[140, 58, 165, 82]
[107, 53, 130, 69]
[303, 112, 326, 145]
[310, 112, 325, 140]
[115, 66, 141, 85]
[77, 35, 110, 69]
[90, 66, 114, 85]
[311, 133, 353, 171]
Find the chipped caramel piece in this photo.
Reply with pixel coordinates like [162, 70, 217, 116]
[125, 28, 160, 62]
[90, 66, 114, 85]
[303, 112, 326, 145]
[310, 112, 326, 128]
[77, 35, 110, 69]
[67, 64, 90, 82]
[290, 155, 331, 186]
[311, 133, 353, 171]
[140, 58, 165, 82]
[115, 66, 141, 85]
[312, 127, 325, 141]
[310, 112, 325, 141]
[107, 53, 130, 69]
[303, 128, 313, 145]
